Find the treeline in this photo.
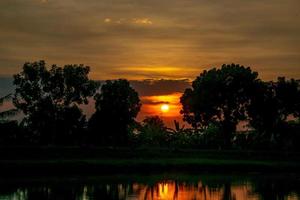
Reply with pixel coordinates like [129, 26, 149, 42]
[0, 61, 299, 150]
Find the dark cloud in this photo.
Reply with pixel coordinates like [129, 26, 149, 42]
[93, 79, 191, 95]
[0, 77, 189, 103]
[130, 79, 190, 96]
[141, 100, 169, 105]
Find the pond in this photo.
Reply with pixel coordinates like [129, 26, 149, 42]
[1, 173, 299, 200]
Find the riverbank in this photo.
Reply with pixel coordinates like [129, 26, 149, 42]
[0, 147, 299, 176]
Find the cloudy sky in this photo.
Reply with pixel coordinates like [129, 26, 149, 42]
[0, 0, 300, 126]
[0, 0, 300, 80]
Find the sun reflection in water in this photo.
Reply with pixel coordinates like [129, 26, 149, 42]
[2, 180, 299, 200]
[159, 183, 170, 199]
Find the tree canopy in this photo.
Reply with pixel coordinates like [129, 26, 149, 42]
[247, 77, 300, 146]
[88, 79, 141, 145]
[0, 60, 298, 150]
[13, 61, 99, 144]
[180, 64, 260, 147]
[137, 116, 168, 146]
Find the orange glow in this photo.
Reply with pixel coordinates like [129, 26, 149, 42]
[136, 181, 257, 200]
[161, 104, 170, 112]
[140, 92, 182, 118]
[114, 67, 200, 80]
[158, 183, 170, 198]
[137, 92, 185, 127]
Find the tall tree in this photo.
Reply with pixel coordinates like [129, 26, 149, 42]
[89, 79, 141, 145]
[13, 61, 98, 144]
[247, 77, 300, 146]
[180, 64, 260, 147]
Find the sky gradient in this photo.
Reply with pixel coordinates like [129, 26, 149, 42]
[0, 0, 300, 80]
[0, 0, 300, 126]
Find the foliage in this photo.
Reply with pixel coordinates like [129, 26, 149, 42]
[199, 123, 224, 148]
[0, 94, 20, 144]
[167, 120, 185, 134]
[168, 123, 223, 149]
[1, 61, 298, 150]
[137, 116, 168, 146]
[247, 77, 300, 147]
[0, 121, 20, 145]
[89, 79, 141, 145]
[13, 61, 98, 145]
[180, 64, 260, 147]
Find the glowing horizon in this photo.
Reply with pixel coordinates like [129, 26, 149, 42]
[0, 0, 299, 127]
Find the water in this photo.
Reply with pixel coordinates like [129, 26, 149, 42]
[1, 173, 299, 200]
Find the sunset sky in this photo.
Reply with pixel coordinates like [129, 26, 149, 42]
[0, 0, 300, 126]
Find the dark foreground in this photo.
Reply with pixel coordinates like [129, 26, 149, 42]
[0, 147, 299, 176]
[1, 173, 300, 200]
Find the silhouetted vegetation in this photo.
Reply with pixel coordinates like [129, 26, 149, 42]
[134, 116, 168, 146]
[247, 77, 300, 150]
[180, 64, 300, 150]
[180, 64, 260, 148]
[12, 61, 98, 145]
[88, 79, 141, 146]
[0, 61, 299, 152]
[0, 94, 20, 144]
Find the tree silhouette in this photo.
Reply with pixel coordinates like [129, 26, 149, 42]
[13, 61, 98, 145]
[276, 77, 300, 118]
[180, 64, 260, 148]
[247, 77, 300, 147]
[142, 116, 166, 130]
[138, 116, 168, 146]
[88, 79, 141, 145]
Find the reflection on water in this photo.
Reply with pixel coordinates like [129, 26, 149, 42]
[1, 174, 300, 200]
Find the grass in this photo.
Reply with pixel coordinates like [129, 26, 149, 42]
[0, 147, 299, 176]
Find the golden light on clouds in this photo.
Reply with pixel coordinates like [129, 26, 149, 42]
[123, 67, 181, 73]
[1, 0, 300, 80]
[103, 18, 153, 25]
[133, 18, 153, 25]
[116, 67, 200, 80]
[104, 18, 111, 23]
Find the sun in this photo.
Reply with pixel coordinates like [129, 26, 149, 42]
[160, 104, 170, 113]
